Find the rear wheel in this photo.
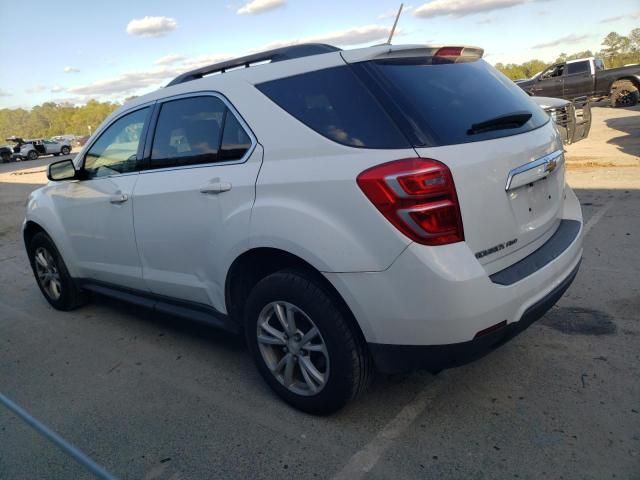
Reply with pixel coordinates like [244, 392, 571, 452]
[610, 80, 639, 108]
[61, 146, 71, 155]
[27, 149, 38, 160]
[245, 269, 373, 414]
[28, 232, 86, 310]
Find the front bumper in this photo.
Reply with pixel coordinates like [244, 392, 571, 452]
[368, 259, 580, 373]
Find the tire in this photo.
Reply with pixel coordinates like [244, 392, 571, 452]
[245, 269, 373, 414]
[610, 80, 639, 108]
[27, 149, 38, 160]
[28, 232, 86, 311]
[1, 152, 9, 163]
[61, 146, 70, 155]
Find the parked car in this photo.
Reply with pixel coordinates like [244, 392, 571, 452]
[516, 57, 640, 107]
[6, 137, 71, 160]
[51, 134, 78, 144]
[74, 135, 90, 147]
[532, 96, 591, 144]
[24, 43, 583, 414]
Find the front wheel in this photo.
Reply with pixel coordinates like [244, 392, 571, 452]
[245, 270, 373, 414]
[61, 146, 71, 155]
[1, 152, 9, 163]
[28, 232, 86, 310]
[27, 150, 38, 160]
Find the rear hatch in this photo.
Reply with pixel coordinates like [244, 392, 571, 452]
[346, 48, 565, 273]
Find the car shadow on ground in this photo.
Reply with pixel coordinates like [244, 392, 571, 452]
[603, 105, 640, 158]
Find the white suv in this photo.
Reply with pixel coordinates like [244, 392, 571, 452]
[24, 43, 583, 414]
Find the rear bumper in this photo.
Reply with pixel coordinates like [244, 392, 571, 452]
[368, 259, 580, 373]
[324, 185, 583, 356]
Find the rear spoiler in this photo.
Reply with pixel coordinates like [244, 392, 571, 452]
[340, 44, 484, 64]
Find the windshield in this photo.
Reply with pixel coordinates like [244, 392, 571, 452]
[352, 59, 549, 147]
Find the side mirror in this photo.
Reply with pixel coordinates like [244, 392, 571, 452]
[47, 159, 78, 181]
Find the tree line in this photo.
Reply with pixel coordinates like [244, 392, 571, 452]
[0, 100, 123, 142]
[496, 29, 640, 80]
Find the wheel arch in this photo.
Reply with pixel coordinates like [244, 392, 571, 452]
[23, 220, 48, 253]
[225, 247, 366, 341]
[610, 76, 640, 92]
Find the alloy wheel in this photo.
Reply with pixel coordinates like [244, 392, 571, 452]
[34, 247, 62, 300]
[256, 301, 330, 396]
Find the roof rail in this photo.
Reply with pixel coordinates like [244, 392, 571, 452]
[166, 43, 340, 87]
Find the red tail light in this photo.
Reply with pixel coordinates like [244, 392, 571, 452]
[357, 158, 464, 246]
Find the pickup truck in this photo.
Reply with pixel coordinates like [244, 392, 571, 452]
[516, 57, 640, 107]
[532, 96, 591, 145]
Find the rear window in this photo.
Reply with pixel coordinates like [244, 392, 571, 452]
[256, 66, 410, 149]
[352, 59, 549, 147]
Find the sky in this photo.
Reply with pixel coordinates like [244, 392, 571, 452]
[0, 0, 638, 109]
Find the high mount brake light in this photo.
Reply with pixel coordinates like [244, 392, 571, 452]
[432, 46, 483, 64]
[357, 158, 464, 246]
[435, 47, 463, 58]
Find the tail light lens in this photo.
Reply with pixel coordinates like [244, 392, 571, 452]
[357, 158, 464, 246]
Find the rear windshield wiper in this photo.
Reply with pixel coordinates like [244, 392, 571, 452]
[467, 112, 532, 135]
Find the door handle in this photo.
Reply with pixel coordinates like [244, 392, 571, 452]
[109, 193, 129, 204]
[200, 182, 232, 194]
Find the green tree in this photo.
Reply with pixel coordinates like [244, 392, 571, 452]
[629, 28, 640, 52]
[601, 32, 630, 60]
[0, 100, 120, 141]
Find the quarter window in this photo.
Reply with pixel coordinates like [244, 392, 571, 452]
[257, 66, 410, 149]
[83, 107, 149, 179]
[150, 96, 251, 169]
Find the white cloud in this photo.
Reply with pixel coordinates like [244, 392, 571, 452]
[599, 11, 640, 23]
[237, 0, 286, 15]
[259, 24, 394, 51]
[67, 68, 177, 96]
[126, 16, 177, 37]
[65, 52, 236, 98]
[180, 54, 233, 70]
[379, 5, 413, 19]
[0, 88, 11, 97]
[51, 85, 66, 93]
[155, 54, 186, 65]
[532, 33, 591, 49]
[414, 0, 542, 18]
[25, 85, 47, 94]
[64, 66, 80, 73]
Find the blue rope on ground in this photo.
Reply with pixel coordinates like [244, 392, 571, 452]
[0, 392, 119, 480]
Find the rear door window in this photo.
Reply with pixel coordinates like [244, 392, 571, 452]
[567, 61, 590, 75]
[149, 95, 252, 169]
[256, 66, 410, 149]
[352, 59, 549, 147]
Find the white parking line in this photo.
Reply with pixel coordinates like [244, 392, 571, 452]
[332, 377, 445, 480]
[583, 199, 615, 237]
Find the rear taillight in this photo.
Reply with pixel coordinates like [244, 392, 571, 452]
[357, 158, 464, 246]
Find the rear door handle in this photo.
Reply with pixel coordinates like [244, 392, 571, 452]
[200, 182, 232, 194]
[109, 193, 129, 204]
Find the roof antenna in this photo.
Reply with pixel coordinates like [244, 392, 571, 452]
[386, 3, 404, 45]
